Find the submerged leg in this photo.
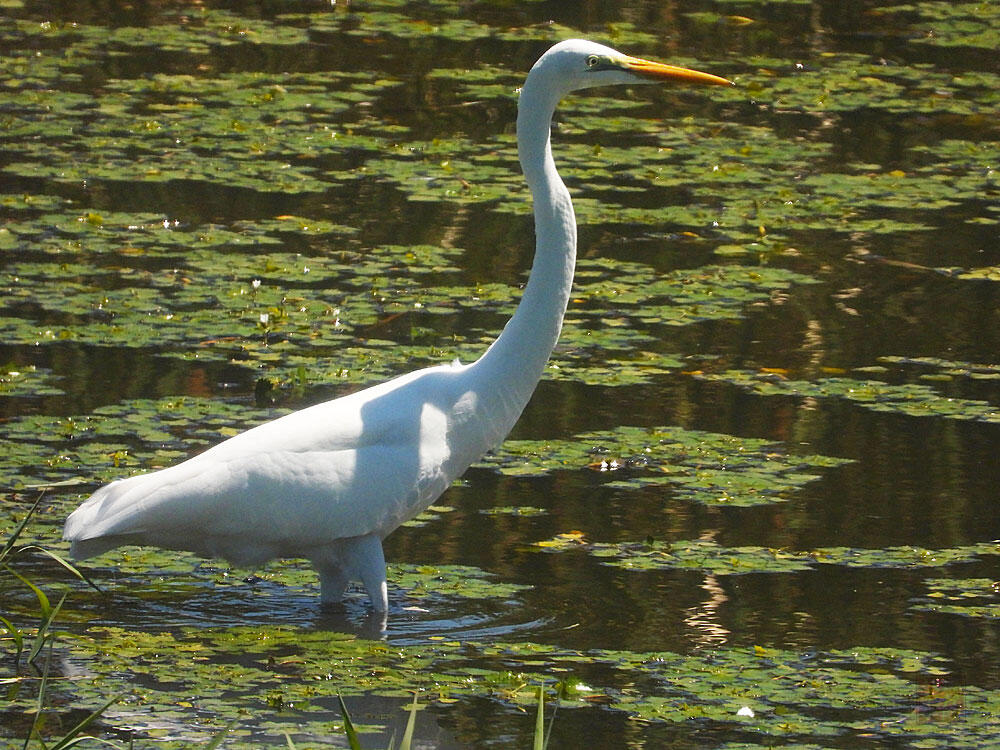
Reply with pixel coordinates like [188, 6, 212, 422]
[317, 564, 350, 606]
[345, 533, 388, 613]
[312, 534, 388, 613]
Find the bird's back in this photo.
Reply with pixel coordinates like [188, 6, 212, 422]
[64, 360, 491, 565]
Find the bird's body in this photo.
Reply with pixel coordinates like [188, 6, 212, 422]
[64, 40, 729, 614]
[65, 361, 498, 610]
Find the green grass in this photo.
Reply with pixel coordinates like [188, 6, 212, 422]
[1, 493, 119, 749]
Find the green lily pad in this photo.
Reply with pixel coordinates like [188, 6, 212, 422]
[697, 370, 1000, 423]
[0, 364, 64, 397]
[912, 578, 1000, 619]
[534, 536, 1000, 576]
[483, 423, 850, 506]
[3, 1, 1000, 747]
[874, 1, 1000, 52]
[1, 613, 988, 747]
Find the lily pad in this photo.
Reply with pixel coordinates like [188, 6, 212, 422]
[0, 364, 64, 397]
[483, 423, 850, 507]
[912, 577, 1000, 619]
[697, 370, 1000, 423]
[533, 536, 1000, 576]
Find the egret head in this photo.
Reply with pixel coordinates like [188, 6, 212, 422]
[527, 39, 731, 98]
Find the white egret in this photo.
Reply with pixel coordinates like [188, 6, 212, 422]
[64, 40, 730, 613]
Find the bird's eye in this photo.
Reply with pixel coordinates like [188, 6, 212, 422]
[586, 55, 600, 69]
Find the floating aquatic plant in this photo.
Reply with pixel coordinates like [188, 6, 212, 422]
[695, 370, 1000, 423]
[482, 423, 851, 507]
[3, 0, 1000, 747]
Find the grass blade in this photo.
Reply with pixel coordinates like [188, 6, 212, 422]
[398, 692, 419, 750]
[48, 695, 121, 750]
[534, 686, 544, 750]
[28, 592, 66, 666]
[0, 615, 25, 667]
[0, 492, 44, 566]
[50, 737, 122, 749]
[337, 694, 363, 750]
[24, 638, 54, 750]
[16, 545, 102, 592]
[202, 718, 240, 750]
[544, 685, 560, 750]
[9, 568, 52, 621]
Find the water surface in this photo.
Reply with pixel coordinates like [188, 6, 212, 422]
[2, 0, 999, 747]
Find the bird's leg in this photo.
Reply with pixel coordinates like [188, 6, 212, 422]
[343, 533, 389, 613]
[317, 564, 349, 606]
[313, 534, 389, 612]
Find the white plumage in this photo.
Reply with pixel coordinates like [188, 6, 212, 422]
[64, 40, 729, 614]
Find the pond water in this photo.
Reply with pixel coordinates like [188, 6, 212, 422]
[2, 0, 999, 747]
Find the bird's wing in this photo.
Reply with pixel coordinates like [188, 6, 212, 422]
[65, 363, 470, 559]
[65, 443, 404, 559]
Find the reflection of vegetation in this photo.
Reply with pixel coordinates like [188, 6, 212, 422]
[330, 691, 552, 750]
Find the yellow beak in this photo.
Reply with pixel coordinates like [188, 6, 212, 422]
[622, 55, 732, 87]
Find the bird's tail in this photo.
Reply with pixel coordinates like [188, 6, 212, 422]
[63, 478, 141, 559]
[68, 535, 124, 560]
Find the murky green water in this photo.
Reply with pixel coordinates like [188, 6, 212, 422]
[2, 0, 999, 747]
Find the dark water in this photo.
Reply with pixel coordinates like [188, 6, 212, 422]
[2, 0, 999, 746]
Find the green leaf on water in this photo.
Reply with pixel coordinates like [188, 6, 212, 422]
[697, 370, 1000, 423]
[0, 364, 64, 397]
[532, 535, 1000, 575]
[483, 423, 851, 507]
[912, 578, 1000, 619]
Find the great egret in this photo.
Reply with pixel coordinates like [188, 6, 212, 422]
[64, 40, 730, 613]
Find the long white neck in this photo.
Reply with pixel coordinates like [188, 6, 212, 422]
[468, 71, 576, 443]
